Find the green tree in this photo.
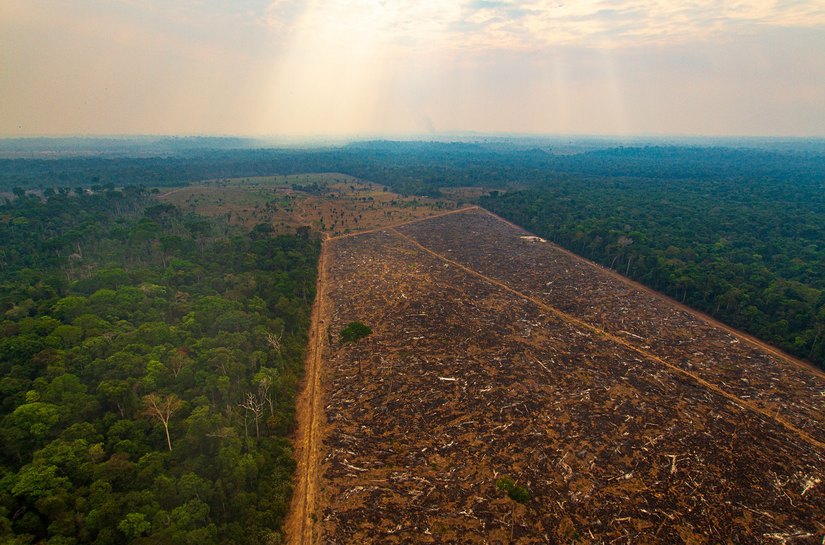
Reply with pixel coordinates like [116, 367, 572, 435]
[12, 463, 70, 501]
[117, 512, 151, 539]
[339, 322, 372, 375]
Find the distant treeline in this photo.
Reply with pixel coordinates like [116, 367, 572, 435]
[1, 189, 319, 543]
[0, 136, 260, 159]
[3, 142, 825, 196]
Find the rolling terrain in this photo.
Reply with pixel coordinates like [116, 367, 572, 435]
[292, 208, 824, 544]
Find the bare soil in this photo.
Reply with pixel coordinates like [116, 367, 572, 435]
[284, 239, 329, 545]
[309, 208, 823, 544]
[397, 209, 825, 447]
[158, 173, 456, 235]
[285, 208, 480, 545]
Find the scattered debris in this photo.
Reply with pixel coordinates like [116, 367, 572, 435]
[314, 210, 825, 544]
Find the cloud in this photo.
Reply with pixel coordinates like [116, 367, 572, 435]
[277, 0, 825, 52]
[265, 0, 307, 30]
[467, 0, 510, 9]
[2, 0, 824, 136]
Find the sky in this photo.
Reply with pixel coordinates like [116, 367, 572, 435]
[2, 0, 825, 137]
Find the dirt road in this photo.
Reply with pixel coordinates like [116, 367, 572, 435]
[284, 239, 328, 545]
[284, 207, 477, 545]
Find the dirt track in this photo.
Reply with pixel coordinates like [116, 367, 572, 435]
[289, 208, 825, 544]
[284, 238, 328, 545]
[285, 207, 479, 545]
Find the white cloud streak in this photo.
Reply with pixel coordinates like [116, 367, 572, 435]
[261, 0, 825, 53]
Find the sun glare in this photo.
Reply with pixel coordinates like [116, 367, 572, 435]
[2, 0, 824, 135]
[260, 0, 462, 134]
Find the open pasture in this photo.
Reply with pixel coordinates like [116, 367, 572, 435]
[158, 173, 456, 235]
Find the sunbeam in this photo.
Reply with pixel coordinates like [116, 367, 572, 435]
[2, 0, 824, 135]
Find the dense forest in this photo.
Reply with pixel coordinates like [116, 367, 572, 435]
[3, 141, 825, 197]
[0, 189, 319, 543]
[480, 178, 825, 369]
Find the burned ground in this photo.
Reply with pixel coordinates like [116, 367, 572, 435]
[315, 210, 824, 544]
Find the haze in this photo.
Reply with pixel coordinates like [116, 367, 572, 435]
[2, 0, 824, 137]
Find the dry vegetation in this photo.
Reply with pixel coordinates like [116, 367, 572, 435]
[312, 209, 824, 544]
[437, 186, 506, 203]
[157, 173, 457, 235]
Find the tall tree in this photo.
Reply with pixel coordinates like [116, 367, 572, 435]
[142, 393, 183, 451]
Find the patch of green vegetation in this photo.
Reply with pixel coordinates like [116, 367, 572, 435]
[496, 476, 530, 504]
[339, 321, 372, 343]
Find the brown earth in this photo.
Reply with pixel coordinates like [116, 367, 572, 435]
[283, 234, 329, 545]
[300, 208, 823, 544]
[157, 173, 457, 235]
[285, 208, 481, 545]
[396, 209, 825, 447]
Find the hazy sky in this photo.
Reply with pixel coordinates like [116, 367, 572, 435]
[2, 0, 825, 137]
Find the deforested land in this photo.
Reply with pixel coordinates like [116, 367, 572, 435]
[308, 208, 824, 544]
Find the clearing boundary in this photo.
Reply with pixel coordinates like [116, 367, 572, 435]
[284, 240, 328, 545]
[481, 208, 824, 379]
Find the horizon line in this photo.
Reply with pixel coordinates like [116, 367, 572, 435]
[2, 132, 825, 141]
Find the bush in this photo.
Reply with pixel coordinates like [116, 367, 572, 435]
[339, 322, 372, 343]
[496, 476, 530, 504]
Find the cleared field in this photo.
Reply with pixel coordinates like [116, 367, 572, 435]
[437, 186, 506, 202]
[396, 210, 825, 447]
[157, 173, 456, 235]
[313, 209, 824, 544]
